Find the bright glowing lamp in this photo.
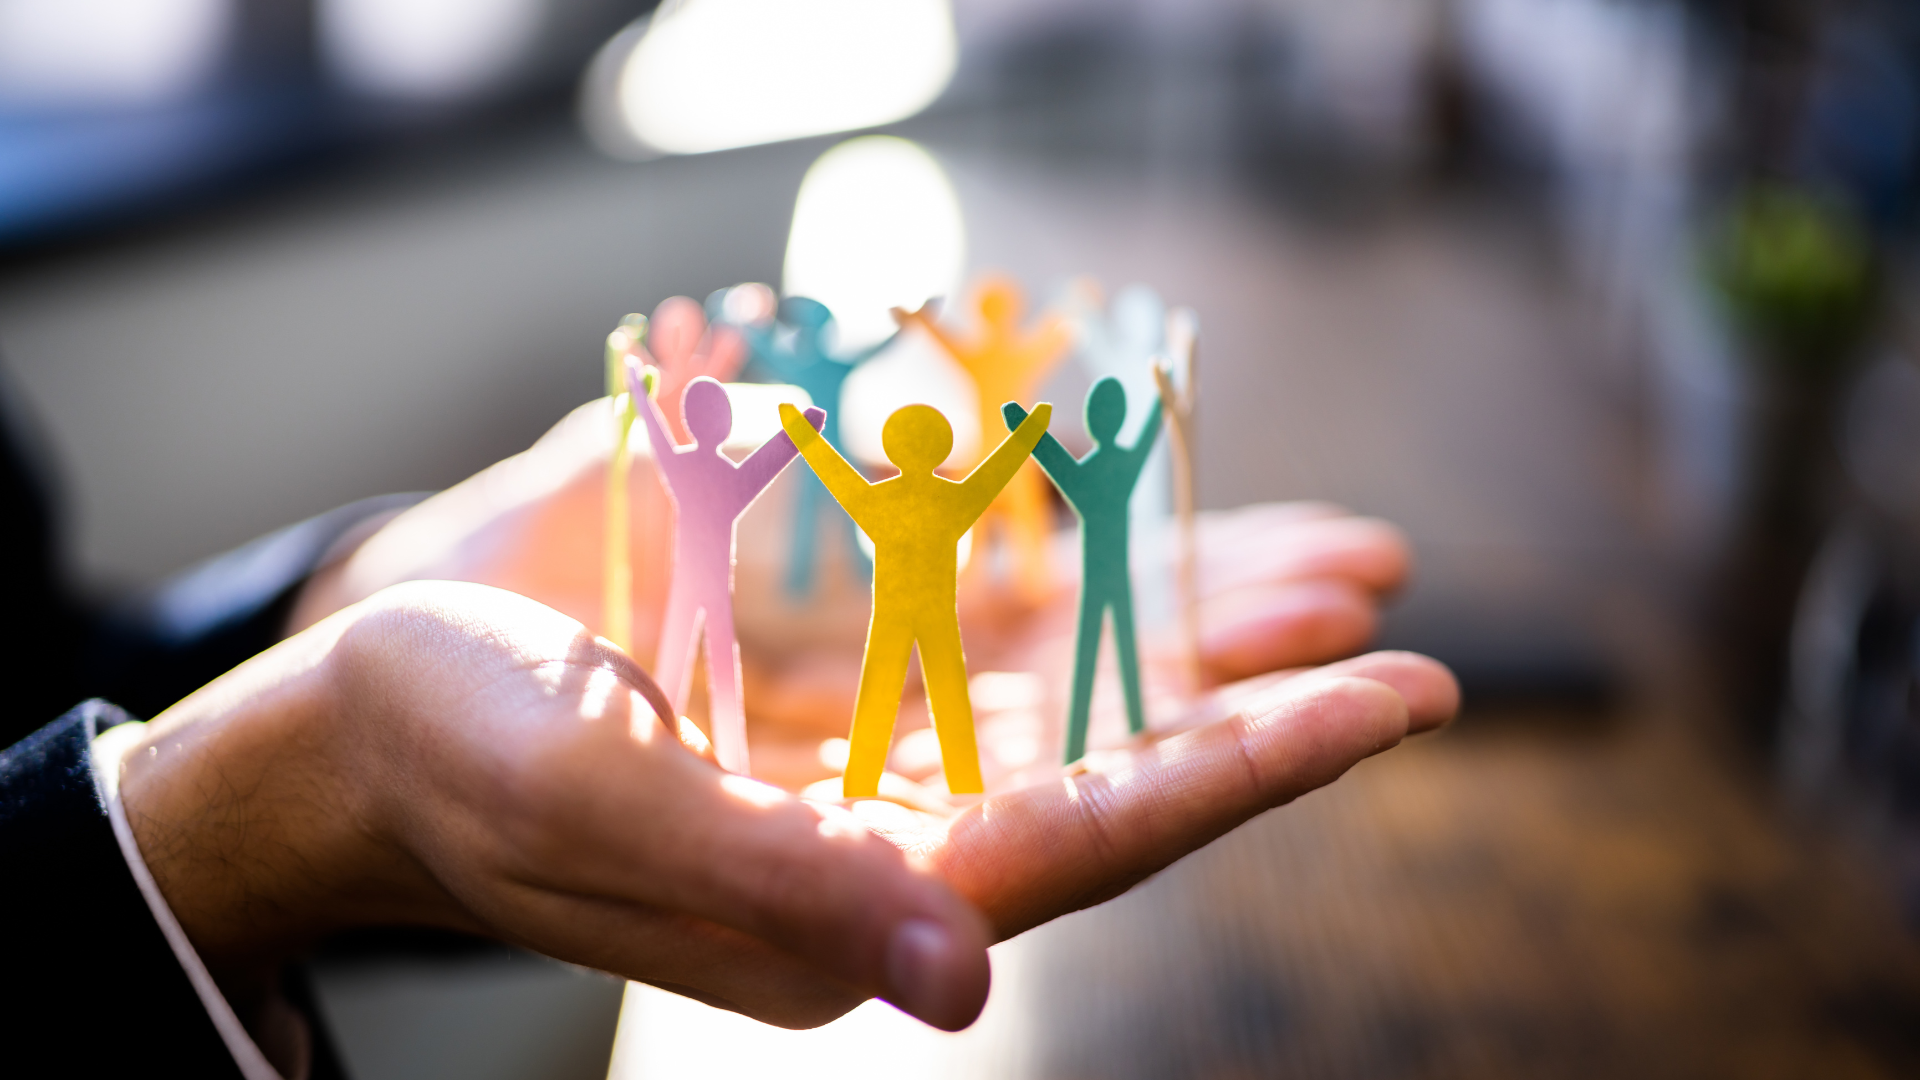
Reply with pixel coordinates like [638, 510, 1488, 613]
[616, 0, 956, 156]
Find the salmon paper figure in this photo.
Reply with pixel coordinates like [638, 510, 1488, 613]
[635, 296, 748, 442]
[779, 399, 1053, 797]
[893, 274, 1072, 600]
[1005, 378, 1163, 764]
[633, 367, 825, 776]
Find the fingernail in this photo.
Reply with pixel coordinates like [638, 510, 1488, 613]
[885, 918, 956, 1025]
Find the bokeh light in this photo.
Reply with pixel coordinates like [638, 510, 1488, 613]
[613, 0, 956, 155]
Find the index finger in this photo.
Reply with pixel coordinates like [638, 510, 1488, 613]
[908, 670, 1442, 940]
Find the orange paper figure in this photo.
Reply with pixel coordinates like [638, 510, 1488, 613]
[893, 275, 1072, 598]
[779, 399, 1055, 797]
[616, 296, 747, 444]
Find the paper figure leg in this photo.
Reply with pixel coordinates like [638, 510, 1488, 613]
[785, 472, 824, 596]
[703, 598, 749, 776]
[1110, 585, 1147, 736]
[844, 609, 915, 798]
[654, 580, 702, 715]
[1063, 588, 1105, 764]
[918, 618, 985, 795]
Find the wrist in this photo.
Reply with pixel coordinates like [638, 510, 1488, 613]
[116, 604, 439, 983]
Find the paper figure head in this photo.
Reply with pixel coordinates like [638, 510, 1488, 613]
[681, 376, 733, 448]
[1086, 376, 1128, 445]
[882, 404, 952, 475]
[973, 274, 1026, 330]
[648, 297, 707, 362]
[779, 296, 834, 335]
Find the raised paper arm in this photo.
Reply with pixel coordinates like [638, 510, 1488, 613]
[958, 402, 1052, 523]
[779, 403, 872, 520]
[1127, 394, 1166, 470]
[629, 365, 684, 478]
[737, 406, 825, 495]
[1001, 400, 1083, 503]
[891, 302, 964, 359]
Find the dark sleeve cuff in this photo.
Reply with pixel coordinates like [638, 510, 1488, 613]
[0, 701, 245, 1077]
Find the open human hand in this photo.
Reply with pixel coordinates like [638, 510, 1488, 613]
[120, 580, 1454, 1047]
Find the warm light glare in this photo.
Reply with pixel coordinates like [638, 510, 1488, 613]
[607, 984, 950, 1080]
[0, 0, 232, 107]
[318, 0, 542, 100]
[783, 136, 966, 348]
[617, 0, 957, 155]
[781, 136, 977, 470]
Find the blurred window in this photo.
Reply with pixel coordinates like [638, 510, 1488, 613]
[606, 0, 956, 155]
[318, 0, 546, 101]
[0, 0, 233, 108]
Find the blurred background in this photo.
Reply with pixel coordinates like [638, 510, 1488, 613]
[6, 0, 1920, 1076]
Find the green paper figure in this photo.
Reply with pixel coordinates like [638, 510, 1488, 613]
[1004, 377, 1164, 764]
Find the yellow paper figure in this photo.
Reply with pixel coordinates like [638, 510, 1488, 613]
[893, 274, 1072, 598]
[779, 399, 1055, 797]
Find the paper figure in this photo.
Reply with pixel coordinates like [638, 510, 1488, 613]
[634, 369, 826, 776]
[602, 313, 647, 655]
[1152, 307, 1201, 694]
[1004, 377, 1163, 764]
[893, 274, 1072, 598]
[779, 399, 1054, 797]
[1067, 280, 1174, 528]
[632, 296, 746, 443]
[740, 296, 894, 595]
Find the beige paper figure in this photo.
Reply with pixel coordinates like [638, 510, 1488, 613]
[893, 274, 1072, 600]
[1152, 307, 1201, 694]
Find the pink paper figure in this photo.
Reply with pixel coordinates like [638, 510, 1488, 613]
[630, 367, 825, 775]
[628, 296, 748, 443]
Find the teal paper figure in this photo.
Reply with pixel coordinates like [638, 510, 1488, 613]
[1003, 376, 1164, 764]
[739, 296, 895, 595]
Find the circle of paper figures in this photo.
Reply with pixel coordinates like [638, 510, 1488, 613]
[602, 274, 1194, 789]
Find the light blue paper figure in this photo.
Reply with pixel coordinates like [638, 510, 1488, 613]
[1004, 376, 1164, 765]
[1069, 282, 1176, 534]
[738, 296, 895, 595]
